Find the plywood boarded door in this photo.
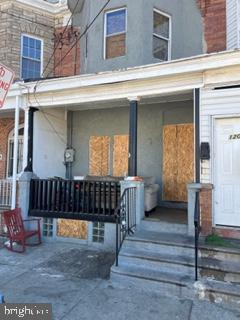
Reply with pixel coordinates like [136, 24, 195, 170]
[89, 136, 110, 176]
[163, 124, 194, 202]
[113, 135, 129, 176]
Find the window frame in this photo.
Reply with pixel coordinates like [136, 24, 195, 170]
[6, 124, 24, 178]
[103, 7, 127, 60]
[153, 8, 172, 61]
[20, 34, 44, 80]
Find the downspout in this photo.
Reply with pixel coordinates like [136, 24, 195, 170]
[11, 95, 21, 209]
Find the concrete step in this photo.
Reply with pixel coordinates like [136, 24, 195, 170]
[195, 278, 240, 308]
[124, 230, 195, 257]
[119, 247, 240, 283]
[140, 219, 187, 235]
[119, 248, 194, 276]
[111, 263, 193, 299]
[200, 244, 240, 264]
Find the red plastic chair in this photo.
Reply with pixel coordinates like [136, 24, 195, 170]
[3, 208, 41, 253]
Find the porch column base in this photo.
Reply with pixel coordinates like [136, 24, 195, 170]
[120, 180, 144, 225]
[18, 171, 38, 229]
[187, 183, 213, 236]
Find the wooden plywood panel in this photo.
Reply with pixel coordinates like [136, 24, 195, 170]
[177, 124, 194, 201]
[113, 135, 129, 177]
[163, 125, 178, 201]
[57, 219, 88, 239]
[89, 136, 110, 176]
[163, 124, 194, 202]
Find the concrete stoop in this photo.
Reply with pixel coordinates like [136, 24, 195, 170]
[111, 227, 240, 308]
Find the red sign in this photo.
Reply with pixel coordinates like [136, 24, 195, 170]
[0, 63, 15, 108]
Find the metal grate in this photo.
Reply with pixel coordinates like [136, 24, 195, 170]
[43, 218, 54, 237]
[92, 222, 105, 243]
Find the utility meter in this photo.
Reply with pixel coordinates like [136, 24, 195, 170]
[64, 148, 75, 163]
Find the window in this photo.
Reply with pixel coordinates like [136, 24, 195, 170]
[92, 222, 105, 243]
[7, 126, 24, 177]
[43, 218, 54, 237]
[153, 9, 171, 61]
[104, 8, 127, 59]
[21, 35, 43, 80]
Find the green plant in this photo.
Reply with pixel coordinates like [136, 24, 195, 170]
[205, 233, 234, 248]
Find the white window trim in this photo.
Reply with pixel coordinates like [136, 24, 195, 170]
[6, 124, 24, 179]
[103, 7, 127, 60]
[20, 34, 44, 80]
[153, 8, 172, 61]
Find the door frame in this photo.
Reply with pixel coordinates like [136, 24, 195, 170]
[212, 114, 240, 227]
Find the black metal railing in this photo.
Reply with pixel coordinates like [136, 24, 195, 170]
[29, 179, 121, 223]
[115, 187, 137, 266]
[194, 191, 200, 281]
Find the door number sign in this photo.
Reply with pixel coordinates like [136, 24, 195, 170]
[229, 134, 240, 140]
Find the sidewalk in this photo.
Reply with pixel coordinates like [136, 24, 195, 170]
[0, 241, 239, 320]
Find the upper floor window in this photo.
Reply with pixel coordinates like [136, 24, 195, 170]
[21, 35, 43, 80]
[153, 9, 171, 61]
[104, 8, 127, 59]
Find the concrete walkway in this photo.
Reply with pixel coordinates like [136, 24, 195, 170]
[0, 241, 239, 320]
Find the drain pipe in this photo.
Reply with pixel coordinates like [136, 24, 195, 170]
[11, 94, 21, 209]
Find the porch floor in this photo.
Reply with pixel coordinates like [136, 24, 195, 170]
[145, 206, 187, 225]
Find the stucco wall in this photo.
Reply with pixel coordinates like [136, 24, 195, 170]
[72, 0, 204, 74]
[71, 101, 193, 201]
[33, 108, 67, 179]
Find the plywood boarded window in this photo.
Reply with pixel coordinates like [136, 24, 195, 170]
[113, 135, 129, 176]
[57, 220, 88, 239]
[89, 136, 110, 176]
[163, 124, 194, 202]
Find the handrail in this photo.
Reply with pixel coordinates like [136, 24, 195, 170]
[194, 191, 200, 281]
[115, 187, 137, 267]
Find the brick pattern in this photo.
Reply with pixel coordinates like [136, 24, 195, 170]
[0, 1, 55, 79]
[197, 0, 226, 53]
[0, 118, 14, 179]
[200, 186, 213, 236]
[54, 26, 80, 77]
[106, 33, 126, 59]
[200, 186, 240, 239]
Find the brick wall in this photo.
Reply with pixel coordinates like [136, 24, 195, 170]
[200, 186, 213, 235]
[54, 26, 80, 77]
[0, 0, 55, 79]
[198, 0, 226, 53]
[0, 118, 14, 179]
[200, 186, 240, 240]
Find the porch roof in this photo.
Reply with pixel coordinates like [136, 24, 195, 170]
[4, 49, 240, 110]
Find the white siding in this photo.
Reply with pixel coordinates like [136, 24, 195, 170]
[200, 87, 240, 183]
[227, 0, 239, 49]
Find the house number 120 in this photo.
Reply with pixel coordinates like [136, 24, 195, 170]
[229, 134, 240, 140]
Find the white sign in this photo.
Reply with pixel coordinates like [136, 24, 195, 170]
[0, 63, 15, 108]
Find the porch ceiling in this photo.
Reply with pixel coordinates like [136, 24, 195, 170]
[64, 90, 193, 111]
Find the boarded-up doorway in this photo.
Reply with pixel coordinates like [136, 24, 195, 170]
[163, 124, 194, 202]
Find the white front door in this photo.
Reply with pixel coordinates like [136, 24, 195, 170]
[214, 118, 240, 227]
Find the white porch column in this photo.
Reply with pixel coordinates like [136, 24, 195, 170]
[11, 95, 21, 209]
[120, 180, 145, 225]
